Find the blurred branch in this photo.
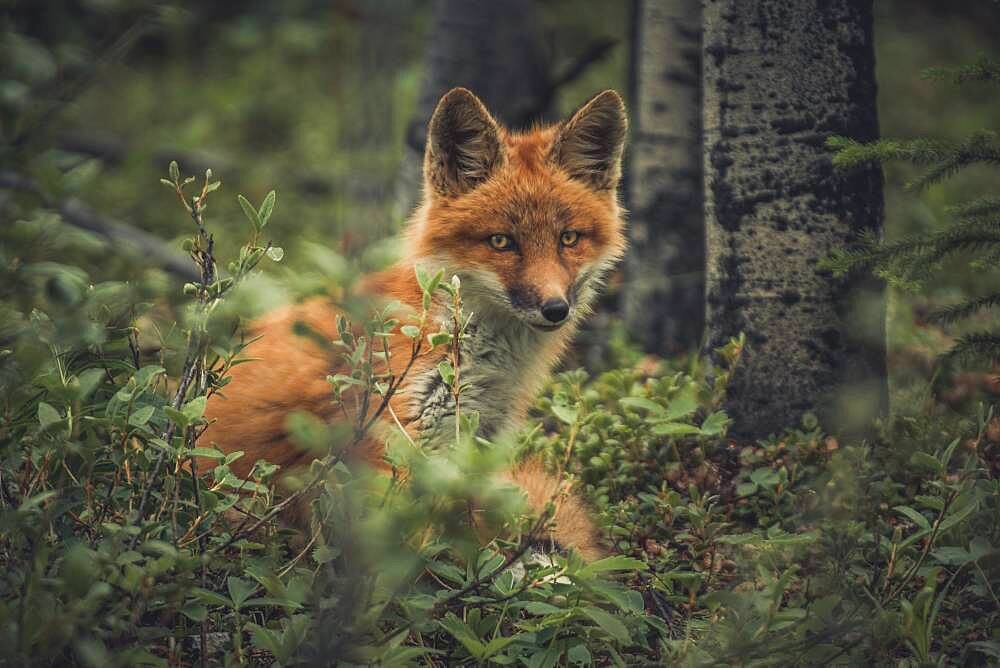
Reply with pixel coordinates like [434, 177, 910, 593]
[14, 15, 157, 150]
[0, 171, 200, 282]
[57, 132, 341, 198]
[512, 38, 619, 127]
[552, 38, 620, 92]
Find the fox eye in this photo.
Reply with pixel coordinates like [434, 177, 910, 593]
[489, 234, 515, 251]
[560, 230, 581, 247]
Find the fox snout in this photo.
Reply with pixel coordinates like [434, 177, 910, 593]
[540, 297, 570, 324]
[508, 280, 574, 329]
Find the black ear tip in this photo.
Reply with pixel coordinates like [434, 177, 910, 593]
[436, 87, 484, 111]
[594, 89, 625, 108]
[568, 90, 627, 136]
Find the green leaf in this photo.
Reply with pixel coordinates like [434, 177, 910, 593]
[894, 505, 931, 531]
[582, 580, 645, 612]
[181, 603, 207, 622]
[227, 576, 257, 609]
[909, 451, 943, 474]
[245, 597, 302, 609]
[619, 397, 664, 414]
[664, 385, 698, 420]
[518, 602, 564, 615]
[257, 190, 276, 227]
[581, 606, 630, 643]
[567, 644, 592, 666]
[248, 624, 282, 657]
[750, 467, 780, 487]
[38, 401, 61, 428]
[699, 411, 730, 436]
[163, 406, 188, 429]
[428, 332, 452, 348]
[481, 635, 521, 659]
[238, 194, 262, 231]
[19, 490, 57, 513]
[192, 587, 231, 608]
[182, 396, 207, 422]
[525, 645, 562, 668]
[128, 405, 155, 427]
[437, 360, 455, 385]
[401, 325, 421, 338]
[914, 494, 945, 511]
[736, 482, 758, 498]
[266, 246, 284, 262]
[186, 447, 226, 460]
[133, 365, 166, 391]
[939, 437, 961, 471]
[651, 422, 700, 436]
[439, 612, 486, 658]
[579, 555, 646, 576]
[551, 403, 578, 425]
[168, 160, 180, 183]
[74, 368, 106, 401]
[931, 546, 973, 565]
[414, 265, 429, 291]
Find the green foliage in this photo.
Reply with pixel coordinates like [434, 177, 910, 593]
[825, 57, 1000, 363]
[1, 7, 997, 665]
[3, 167, 997, 663]
[519, 342, 998, 665]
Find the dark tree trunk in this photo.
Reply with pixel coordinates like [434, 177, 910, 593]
[623, 0, 704, 356]
[394, 0, 553, 218]
[702, 0, 887, 439]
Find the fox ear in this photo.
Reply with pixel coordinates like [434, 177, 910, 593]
[425, 88, 504, 198]
[550, 90, 627, 191]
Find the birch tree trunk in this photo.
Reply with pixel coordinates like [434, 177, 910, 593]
[623, 0, 704, 356]
[702, 0, 887, 439]
[394, 0, 553, 218]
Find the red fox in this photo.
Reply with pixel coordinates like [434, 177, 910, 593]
[203, 88, 628, 560]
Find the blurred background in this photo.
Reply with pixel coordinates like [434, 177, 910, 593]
[2, 0, 998, 406]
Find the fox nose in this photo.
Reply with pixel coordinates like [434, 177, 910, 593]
[540, 298, 570, 323]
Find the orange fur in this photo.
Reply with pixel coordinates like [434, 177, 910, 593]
[203, 88, 627, 559]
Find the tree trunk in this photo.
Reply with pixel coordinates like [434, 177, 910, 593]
[702, 0, 887, 439]
[623, 0, 704, 356]
[394, 0, 553, 218]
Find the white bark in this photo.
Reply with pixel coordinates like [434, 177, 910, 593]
[623, 0, 704, 355]
[702, 0, 887, 438]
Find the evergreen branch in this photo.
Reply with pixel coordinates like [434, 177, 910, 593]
[827, 136, 951, 169]
[947, 196, 1000, 221]
[822, 220, 1000, 279]
[927, 293, 1000, 325]
[908, 131, 1000, 190]
[827, 132, 1000, 191]
[944, 331, 1000, 364]
[922, 55, 1000, 85]
[971, 245, 1000, 271]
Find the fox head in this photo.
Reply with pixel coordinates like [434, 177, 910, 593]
[408, 88, 628, 331]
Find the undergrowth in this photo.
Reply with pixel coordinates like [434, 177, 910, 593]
[0, 164, 997, 667]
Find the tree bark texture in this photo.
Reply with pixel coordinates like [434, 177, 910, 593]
[702, 0, 887, 439]
[394, 0, 553, 219]
[623, 0, 704, 356]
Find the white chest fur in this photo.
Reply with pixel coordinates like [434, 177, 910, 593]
[408, 313, 550, 448]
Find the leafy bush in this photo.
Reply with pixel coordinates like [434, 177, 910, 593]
[0, 164, 997, 666]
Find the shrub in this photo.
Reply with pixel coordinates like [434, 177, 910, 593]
[0, 164, 997, 666]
